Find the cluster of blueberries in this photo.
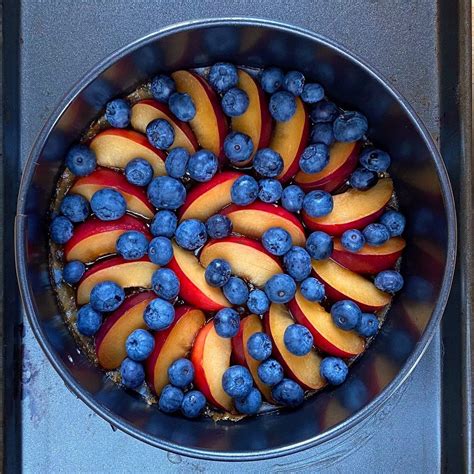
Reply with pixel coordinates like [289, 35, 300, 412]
[49, 61, 408, 417]
[124, 348, 206, 419]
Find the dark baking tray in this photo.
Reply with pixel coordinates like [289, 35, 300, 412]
[2, 0, 471, 472]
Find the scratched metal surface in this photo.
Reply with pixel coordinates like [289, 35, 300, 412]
[19, 1, 444, 472]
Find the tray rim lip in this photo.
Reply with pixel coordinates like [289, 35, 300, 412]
[14, 17, 457, 461]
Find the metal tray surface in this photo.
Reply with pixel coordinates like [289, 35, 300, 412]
[3, 0, 471, 472]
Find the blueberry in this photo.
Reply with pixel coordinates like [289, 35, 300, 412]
[159, 384, 184, 413]
[63, 260, 85, 285]
[168, 92, 196, 122]
[283, 246, 312, 281]
[301, 83, 324, 103]
[306, 231, 333, 260]
[208, 62, 238, 93]
[175, 219, 207, 250]
[260, 67, 284, 94]
[235, 387, 262, 415]
[148, 236, 173, 265]
[349, 167, 378, 190]
[164, 149, 189, 181]
[302, 190, 333, 217]
[258, 179, 283, 203]
[300, 277, 325, 302]
[60, 194, 89, 223]
[116, 231, 149, 260]
[146, 118, 175, 150]
[90, 188, 126, 221]
[281, 185, 305, 212]
[125, 158, 154, 186]
[253, 148, 284, 178]
[356, 313, 379, 337]
[247, 289, 270, 314]
[144, 298, 175, 330]
[205, 214, 233, 239]
[359, 148, 391, 172]
[205, 259, 232, 287]
[105, 98, 131, 128]
[90, 281, 125, 312]
[187, 150, 218, 182]
[374, 270, 404, 293]
[310, 99, 339, 123]
[272, 378, 304, 407]
[150, 75, 176, 103]
[65, 145, 97, 176]
[262, 227, 292, 256]
[150, 210, 177, 237]
[223, 277, 249, 305]
[264, 274, 297, 304]
[120, 358, 145, 389]
[231, 175, 259, 205]
[221, 87, 249, 117]
[181, 390, 207, 418]
[269, 91, 297, 122]
[330, 300, 362, 331]
[310, 123, 335, 146]
[283, 71, 305, 96]
[257, 358, 284, 386]
[284, 324, 313, 356]
[152, 268, 180, 300]
[147, 176, 186, 210]
[222, 365, 253, 398]
[380, 210, 406, 237]
[320, 357, 348, 385]
[341, 229, 365, 252]
[299, 144, 329, 174]
[76, 304, 102, 336]
[168, 358, 194, 388]
[126, 329, 155, 361]
[50, 216, 74, 244]
[333, 111, 368, 142]
[214, 308, 240, 338]
[363, 223, 390, 246]
[224, 132, 254, 164]
[247, 332, 272, 361]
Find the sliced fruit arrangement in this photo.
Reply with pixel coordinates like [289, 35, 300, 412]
[64, 215, 150, 263]
[50, 62, 406, 420]
[200, 236, 283, 287]
[191, 321, 233, 412]
[264, 303, 325, 390]
[332, 236, 405, 274]
[77, 256, 158, 305]
[289, 291, 364, 358]
[172, 70, 228, 159]
[146, 306, 206, 395]
[295, 141, 360, 192]
[96, 291, 155, 369]
[232, 315, 273, 402]
[71, 168, 155, 218]
[130, 99, 199, 153]
[167, 243, 230, 311]
[312, 259, 391, 311]
[270, 96, 309, 183]
[221, 202, 306, 246]
[90, 129, 166, 176]
[179, 171, 243, 221]
[231, 70, 272, 164]
[303, 178, 394, 236]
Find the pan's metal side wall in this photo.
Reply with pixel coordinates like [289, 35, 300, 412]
[439, 0, 472, 471]
[2, 0, 22, 472]
[458, 0, 472, 470]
